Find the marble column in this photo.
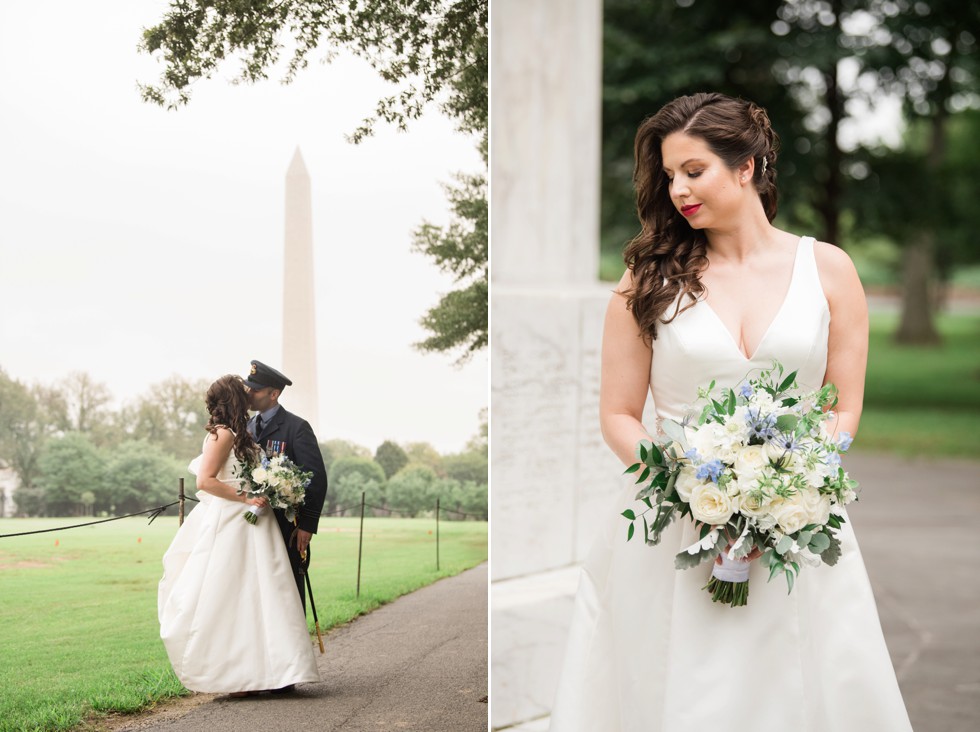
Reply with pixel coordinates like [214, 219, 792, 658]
[490, 1, 621, 727]
[282, 147, 320, 435]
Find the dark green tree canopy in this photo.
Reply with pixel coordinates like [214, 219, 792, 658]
[140, 0, 488, 141]
[374, 439, 410, 479]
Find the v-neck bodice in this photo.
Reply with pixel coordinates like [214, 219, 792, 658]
[649, 236, 830, 422]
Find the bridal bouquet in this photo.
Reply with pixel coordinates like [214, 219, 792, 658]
[234, 453, 313, 525]
[621, 362, 858, 607]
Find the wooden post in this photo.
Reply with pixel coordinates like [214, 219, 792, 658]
[178, 478, 185, 526]
[356, 491, 366, 598]
[436, 497, 441, 571]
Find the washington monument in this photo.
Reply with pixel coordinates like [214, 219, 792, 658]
[282, 147, 320, 435]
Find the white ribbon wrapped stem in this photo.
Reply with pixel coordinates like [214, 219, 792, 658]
[711, 553, 751, 583]
[246, 504, 265, 519]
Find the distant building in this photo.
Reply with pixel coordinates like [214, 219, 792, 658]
[0, 467, 18, 517]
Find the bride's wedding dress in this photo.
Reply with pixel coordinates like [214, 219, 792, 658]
[550, 237, 912, 731]
[158, 434, 320, 693]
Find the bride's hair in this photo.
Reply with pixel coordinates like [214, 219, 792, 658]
[624, 92, 779, 341]
[204, 375, 259, 463]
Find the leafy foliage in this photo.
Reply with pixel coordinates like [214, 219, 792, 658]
[374, 439, 410, 479]
[386, 463, 439, 517]
[412, 172, 488, 361]
[140, 0, 488, 139]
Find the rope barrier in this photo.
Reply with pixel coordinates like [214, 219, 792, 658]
[0, 495, 485, 540]
[0, 502, 182, 538]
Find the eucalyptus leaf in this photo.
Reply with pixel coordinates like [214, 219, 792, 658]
[661, 419, 689, 450]
[808, 532, 831, 554]
[775, 414, 799, 432]
[776, 535, 793, 554]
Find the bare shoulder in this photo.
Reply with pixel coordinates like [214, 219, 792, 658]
[811, 240, 863, 300]
[613, 267, 634, 296]
[812, 239, 856, 273]
[205, 426, 235, 446]
[813, 241, 861, 291]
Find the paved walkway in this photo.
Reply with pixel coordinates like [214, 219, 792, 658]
[125, 563, 488, 732]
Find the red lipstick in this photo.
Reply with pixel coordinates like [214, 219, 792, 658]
[681, 204, 701, 217]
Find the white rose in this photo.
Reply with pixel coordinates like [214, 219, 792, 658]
[800, 488, 831, 526]
[689, 482, 735, 526]
[736, 485, 775, 521]
[251, 467, 268, 484]
[733, 445, 769, 481]
[674, 468, 704, 502]
[690, 424, 723, 463]
[771, 493, 810, 534]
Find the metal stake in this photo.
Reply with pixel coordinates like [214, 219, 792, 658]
[356, 491, 366, 598]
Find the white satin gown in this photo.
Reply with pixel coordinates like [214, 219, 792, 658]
[550, 237, 912, 731]
[158, 434, 320, 693]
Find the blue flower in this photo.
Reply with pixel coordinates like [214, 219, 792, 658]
[837, 431, 853, 452]
[684, 448, 701, 463]
[774, 434, 799, 453]
[738, 381, 754, 399]
[696, 459, 724, 483]
[746, 409, 777, 441]
[825, 452, 841, 467]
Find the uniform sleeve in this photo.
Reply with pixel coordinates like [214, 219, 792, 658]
[291, 417, 328, 533]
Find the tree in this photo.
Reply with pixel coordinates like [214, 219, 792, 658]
[0, 369, 64, 506]
[412, 171, 488, 362]
[120, 376, 211, 459]
[103, 440, 185, 515]
[320, 439, 372, 477]
[140, 0, 489, 361]
[466, 406, 488, 455]
[849, 0, 980, 342]
[402, 441, 445, 474]
[386, 463, 438, 517]
[59, 372, 112, 437]
[117, 375, 211, 459]
[374, 440, 409, 479]
[331, 471, 385, 516]
[327, 456, 386, 512]
[442, 451, 486, 485]
[37, 433, 106, 517]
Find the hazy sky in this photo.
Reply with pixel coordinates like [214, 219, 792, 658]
[0, 2, 486, 453]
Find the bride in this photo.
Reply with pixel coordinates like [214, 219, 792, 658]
[550, 93, 912, 730]
[158, 374, 319, 695]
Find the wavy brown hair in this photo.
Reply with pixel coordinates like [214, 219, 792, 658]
[624, 92, 780, 341]
[204, 375, 259, 464]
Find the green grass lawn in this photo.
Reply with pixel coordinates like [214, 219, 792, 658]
[0, 514, 487, 732]
[858, 312, 980, 457]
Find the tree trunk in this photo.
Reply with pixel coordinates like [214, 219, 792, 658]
[895, 82, 947, 346]
[818, 0, 843, 247]
[895, 231, 941, 344]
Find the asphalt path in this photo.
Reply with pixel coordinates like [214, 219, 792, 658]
[126, 562, 488, 732]
[845, 453, 980, 732]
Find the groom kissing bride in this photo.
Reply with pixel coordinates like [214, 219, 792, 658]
[158, 359, 328, 697]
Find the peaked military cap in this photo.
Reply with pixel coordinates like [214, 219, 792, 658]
[243, 360, 292, 391]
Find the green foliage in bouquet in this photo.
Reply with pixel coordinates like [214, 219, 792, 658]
[621, 362, 860, 607]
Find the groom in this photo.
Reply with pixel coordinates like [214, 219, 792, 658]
[243, 359, 328, 604]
